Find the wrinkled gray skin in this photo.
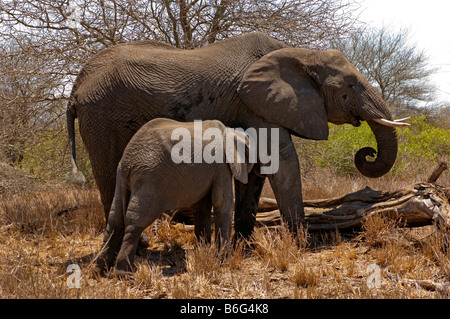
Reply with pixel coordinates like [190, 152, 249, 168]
[68, 32, 399, 240]
[94, 118, 254, 276]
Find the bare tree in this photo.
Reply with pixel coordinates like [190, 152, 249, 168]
[0, 0, 363, 114]
[0, 0, 361, 177]
[333, 26, 437, 115]
[0, 37, 65, 165]
[1, 0, 361, 58]
[0, 0, 363, 100]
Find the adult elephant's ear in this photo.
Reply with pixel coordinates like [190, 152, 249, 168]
[237, 48, 328, 140]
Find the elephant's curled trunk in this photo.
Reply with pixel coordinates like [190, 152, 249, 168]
[354, 120, 398, 178]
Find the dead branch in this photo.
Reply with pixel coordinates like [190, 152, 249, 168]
[54, 204, 80, 216]
[428, 161, 448, 183]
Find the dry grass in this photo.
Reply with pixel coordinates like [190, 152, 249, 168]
[1, 168, 449, 299]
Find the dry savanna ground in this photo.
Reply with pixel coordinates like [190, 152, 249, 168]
[0, 165, 449, 299]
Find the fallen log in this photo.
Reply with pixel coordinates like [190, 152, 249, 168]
[170, 162, 449, 231]
[256, 182, 450, 231]
[256, 161, 449, 230]
[171, 182, 450, 231]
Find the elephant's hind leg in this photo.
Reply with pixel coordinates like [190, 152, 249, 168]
[94, 223, 124, 276]
[94, 201, 125, 276]
[114, 224, 145, 276]
[114, 191, 161, 276]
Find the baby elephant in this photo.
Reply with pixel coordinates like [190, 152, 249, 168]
[95, 118, 254, 276]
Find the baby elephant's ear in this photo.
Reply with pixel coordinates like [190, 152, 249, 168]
[224, 128, 255, 184]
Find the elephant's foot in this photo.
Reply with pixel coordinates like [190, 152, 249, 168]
[92, 265, 109, 278]
[136, 233, 150, 256]
[93, 256, 113, 278]
[113, 268, 134, 279]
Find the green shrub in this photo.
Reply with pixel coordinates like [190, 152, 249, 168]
[394, 116, 450, 175]
[317, 122, 376, 175]
[19, 121, 93, 183]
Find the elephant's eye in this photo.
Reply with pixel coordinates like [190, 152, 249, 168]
[342, 94, 348, 101]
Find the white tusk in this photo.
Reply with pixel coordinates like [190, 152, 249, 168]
[394, 117, 410, 122]
[372, 118, 410, 128]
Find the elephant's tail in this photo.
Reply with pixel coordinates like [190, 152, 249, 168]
[113, 167, 130, 221]
[120, 171, 130, 218]
[66, 106, 86, 185]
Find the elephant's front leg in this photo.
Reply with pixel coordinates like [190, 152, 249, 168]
[233, 171, 266, 240]
[267, 151, 305, 232]
[263, 127, 305, 231]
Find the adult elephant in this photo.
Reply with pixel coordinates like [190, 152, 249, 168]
[67, 32, 407, 239]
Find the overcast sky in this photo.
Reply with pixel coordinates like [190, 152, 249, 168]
[359, 0, 450, 104]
